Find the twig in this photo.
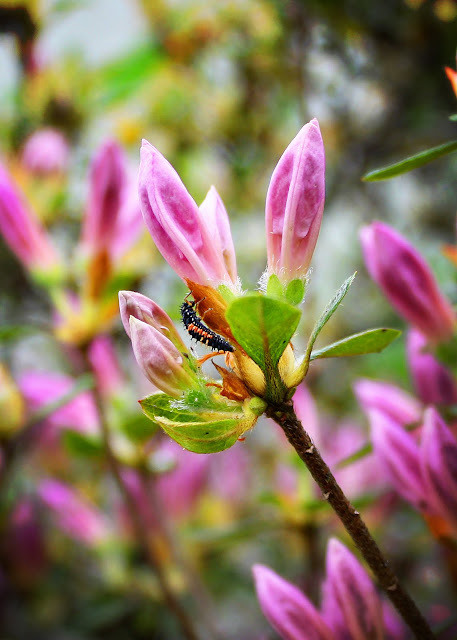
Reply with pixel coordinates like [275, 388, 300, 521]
[268, 400, 436, 640]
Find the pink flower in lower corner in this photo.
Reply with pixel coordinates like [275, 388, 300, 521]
[0, 162, 59, 273]
[38, 479, 109, 546]
[360, 222, 456, 342]
[253, 539, 404, 640]
[266, 118, 325, 283]
[21, 128, 69, 175]
[139, 140, 238, 287]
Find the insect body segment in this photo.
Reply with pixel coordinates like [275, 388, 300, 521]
[180, 299, 234, 353]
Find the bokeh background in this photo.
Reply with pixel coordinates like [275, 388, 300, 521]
[0, 1, 457, 638]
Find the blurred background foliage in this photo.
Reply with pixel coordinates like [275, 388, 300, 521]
[0, 0, 457, 638]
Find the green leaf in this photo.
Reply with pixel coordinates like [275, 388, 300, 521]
[62, 430, 103, 458]
[450, 114, 457, 122]
[140, 392, 255, 454]
[305, 274, 356, 359]
[266, 274, 283, 298]
[0, 325, 45, 342]
[310, 328, 401, 360]
[285, 278, 306, 305]
[363, 140, 457, 181]
[226, 294, 301, 370]
[118, 412, 159, 443]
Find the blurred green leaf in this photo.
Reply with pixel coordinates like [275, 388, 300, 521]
[450, 114, 457, 121]
[93, 44, 163, 108]
[310, 328, 401, 360]
[0, 325, 44, 342]
[118, 412, 159, 443]
[62, 430, 104, 458]
[363, 140, 457, 181]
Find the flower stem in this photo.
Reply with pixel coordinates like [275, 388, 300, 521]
[268, 400, 436, 640]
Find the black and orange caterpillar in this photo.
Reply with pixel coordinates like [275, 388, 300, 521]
[180, 298, 234, 353]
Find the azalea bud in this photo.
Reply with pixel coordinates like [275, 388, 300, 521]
[407, 329, 457, 406]
[421, 408, 457, 526]
[81, 140, 127, 255]
[321, 538, 384, 640]
[366, 409, 427, 511]
[253, 564, 333, 640]
[265, 119, 325, 282]
[354, 378, 421, 426]
[21, 128, 69, 175]
[139, 140, 235, 286]
[129, 316, 197, 398]
[38, 479, 109, 546]
[360, 222, 455, 342]
[119, 290, 186, 350]
[0, 162, 59, 273]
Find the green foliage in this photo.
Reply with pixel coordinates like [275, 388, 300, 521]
[140, 390, 255, 453]
[226, 294, 301, 370]
[285, 279, 306, 305]
[62, 430, 104, 458]
[118, 412, 159, 443]
[363, 140, 457, 181]
[310, 328, 401, 360]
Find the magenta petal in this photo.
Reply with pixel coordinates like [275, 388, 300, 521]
[0, 162, 59, 272]
[82, 139, 127, 255]
[22, 128, 69, 175]
[368, 409, 427, 511]
[88, 335, 123, 398]
[421, 407, 457, 524]
[360, 223, 455, 341]
[266, 119, 325, 280]
[407, 329, 457, 406]
[253, 564, 332, 640]
[321, 539, 384, 640]
[139, 140, 230, 285]
[354, 378, 422, 426]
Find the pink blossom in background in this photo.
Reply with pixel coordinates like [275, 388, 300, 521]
[360, 222, 455, 342]
[18, 371, 99, 445]
[81, 139, 128, 257]
[5, 499, 47, 584]
[253, 538, 405, 640]
[139, 140, 237, 287]
[111, 176, 144, 259]
[354, 379, 422, 426]
[0, 162, 59, 272]
[38, 479, 109, 546]
[21, 128, 69, 175]
[208, 444, 250, 504]
[88, 335, 123, 398]
[407, 329, 457, 406]
[266, 119, 326, 282]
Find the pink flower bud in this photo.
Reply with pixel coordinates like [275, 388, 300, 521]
[88, 335, 123, 398]
[129, 316, 196, 397]
[0, 162, 59, 272]
[21, 128, 69, 175]
[38, 479, 109, 546]
[199, 185, 237, 283]
[354, 378, 422, 426]
[253, 564, 333, 640]
[321, 538, 384, 640]
[139, 140, 235, 286]
[265, 119, 325, 282]
[421, 408, 457, 525]
[360, 222, 455, 342]
[81, 140, 127, 255]
[407, 329, 457, 406]
[119, 290, 186, 350]
[367, 409, 427, 511]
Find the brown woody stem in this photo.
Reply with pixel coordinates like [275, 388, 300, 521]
[268, 400, 436, 640]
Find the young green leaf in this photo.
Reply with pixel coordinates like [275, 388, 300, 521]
[140, 393, 256, 454]
[363, 140, 457, 181]
[266, 274, 284, 298]
[62, 430, 103, 458]
[310, 328, 400, 360]
[285, 278, 306, 305]
[225, 294, 301, 370]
